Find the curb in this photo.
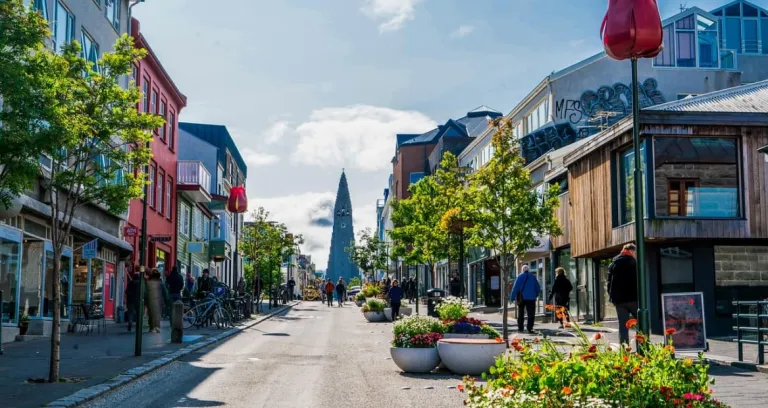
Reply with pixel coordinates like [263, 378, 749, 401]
[45, 301, 299, 407]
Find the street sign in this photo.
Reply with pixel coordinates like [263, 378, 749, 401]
[661, 292, 707, 352]
[124, 226, 138, 237]
[82, 239, 98, 260]
[150, 235, 172, 243]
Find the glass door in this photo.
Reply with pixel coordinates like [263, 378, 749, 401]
[0, 228, 22, 324]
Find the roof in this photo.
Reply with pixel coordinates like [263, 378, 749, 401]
[178, 123, 248, 178]
[646, 79, 768, 113]
[399, 107, 501, 147]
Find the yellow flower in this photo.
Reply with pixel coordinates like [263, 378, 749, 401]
[683, 358, 693, 367]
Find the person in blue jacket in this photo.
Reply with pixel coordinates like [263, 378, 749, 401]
[510, 264, 541, 334]
[388, 279, 404, 321]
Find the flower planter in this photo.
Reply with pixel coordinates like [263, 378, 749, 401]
[390, 347, 441, 373]
[384, 307, 413, 321]
[363, 311, 386, 322]
[355, 299, 364, 307]
[437, 338, 506, 376]
[443, 333, 489, 339]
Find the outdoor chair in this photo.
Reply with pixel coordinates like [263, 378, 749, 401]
[78, 303, 106, 335]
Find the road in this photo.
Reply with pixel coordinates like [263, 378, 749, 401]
[82, 302, 465, 408]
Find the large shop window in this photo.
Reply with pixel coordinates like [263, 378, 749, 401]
[618, 140, 647, 225]
[1, 236, 21, 324]
[20, 241, 45, 318]
[653, 137, 739, 218]
[659, 247, 695, 294]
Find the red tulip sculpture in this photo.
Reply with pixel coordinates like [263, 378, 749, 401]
[601, 0, 663, 60]
[227, 185, 248, 214]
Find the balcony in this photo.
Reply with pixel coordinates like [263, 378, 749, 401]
[177, 161, 212, 203]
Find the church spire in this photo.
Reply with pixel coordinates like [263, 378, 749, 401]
[327, 170, 358, 282]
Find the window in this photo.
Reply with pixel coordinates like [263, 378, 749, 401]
[142, 78, 149, 113]
[193, 209, 202, 239]
[660, 247, 695, 293]
[203, 216, 210, 240]
[618, 140, 647, 225]
[409, 172, 425, 184]
[514, 122, 523, 139]
[168, 111, 176, 149]
[149, 165, 156, 208]
[80, 30, 99, 72]
[33, 0, 49, 20]
[676, 16, 696, 67]
[53, 2, 75, 54]
[653, 137, 739, 218]
[180, 204, 190, 237]
[157, 172, 164, 214]
[525, 100, 550, 133]
[150, 89, 157, 115]
[697, 15, 718, 68]
[654, 24, 676, 66]
[166, 178, 172, 218]
[159, 100, 167, 141]
[104, 0, 119, 31]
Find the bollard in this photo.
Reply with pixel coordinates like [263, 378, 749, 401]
[171, 300, 184, 344]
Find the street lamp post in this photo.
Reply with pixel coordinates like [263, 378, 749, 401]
[134, 143, 149, 357]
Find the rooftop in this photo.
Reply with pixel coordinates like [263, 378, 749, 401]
[397, 107, 501, 147]
[646, 79, 768, 113]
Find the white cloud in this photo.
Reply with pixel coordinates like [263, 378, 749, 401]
[241, 148, 280, 167]
[451, 25, 475, 38]
[289, 105, 435, 172]
[263, 121, 292, 145]
[362, 0, 424, 33]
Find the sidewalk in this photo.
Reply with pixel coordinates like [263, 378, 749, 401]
[1, 301, 285, 408]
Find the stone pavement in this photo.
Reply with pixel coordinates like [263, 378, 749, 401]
[0, 301, 285, 408]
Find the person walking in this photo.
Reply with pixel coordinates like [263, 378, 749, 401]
[167, 266, 184, 303]
[608, 243, 639, 345]
[547, 267, 573, 328]
[407, 277, 416, 303]
[253, 275, 264, 313]
[510, 265, 541, 334]
[146, 269, 166, 333]
[449, 272, 463, 297]
[388, 279, 404, 321]
[335, 278, 346, 307]
[125, 269, 143, 332]
[288, 276, 296, 301]
[237, 277, 246, 297]
[324, 279, 335, 307]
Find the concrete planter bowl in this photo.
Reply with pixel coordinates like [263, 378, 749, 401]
[390, 347, 441, 373]
[363, 311, 386, 322]
[442, 333, 490, 340]
[383, 307, 413, 321]
[437, 338, 506, 376]
[355, 299, 365, 307]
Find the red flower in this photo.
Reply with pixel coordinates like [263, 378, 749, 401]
[533, 337, 540, 344]
[593, 333, 602, 341]
[588, 345, 597, 353]
[457, 384, 464, 392]
[625, 318, 638, 329]
[601, 0, 664, 60]
[665, 328, 677, 336]
[562, 386, 572, 395]
[635, 334, 646, 344]
[494, 337, 503, 343]
[580, 353, 597, 361]
[545, 304, 555, 311]
[533, 364, 541, 373]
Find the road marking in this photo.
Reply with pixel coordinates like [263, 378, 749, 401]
[248, 357, 262, 361]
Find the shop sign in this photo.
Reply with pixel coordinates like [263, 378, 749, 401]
[124, 226, 138, 237]
[82, 239, 98, 260]
[661, 292, 707, 352]
[187, 242, 204, 254]
[150, 235, 172, 243]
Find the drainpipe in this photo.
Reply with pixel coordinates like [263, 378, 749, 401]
[127, 0, 145, 37]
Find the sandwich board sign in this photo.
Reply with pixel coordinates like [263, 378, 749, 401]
[661, 292, 707, 352]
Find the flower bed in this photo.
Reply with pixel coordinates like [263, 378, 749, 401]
[391, 315, 444, 373]
[442, 317, 500, 339]
[362, 298, 387, 322]
[435, 296, 473, 320]
[460, 309, 729, 408]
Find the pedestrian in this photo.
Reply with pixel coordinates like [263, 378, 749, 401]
[335, 278, 346, 307]
[510, 265, 541, 334]
[185, 271, 195, 297]
[146, 269, 165, 333]
[324, 279, 335, 307]
[388, 279, 404, 321]
[608, 243, 639, 345]
[167, 266, 184, 303]
[125, 268, 142, 332]
[449, 272, 463, 297]
[197, 269, 213, 298]
[253, 275, 264, 313]
[237, 276, 246, 296]
[547, 267, 573, 328]
[288, 276, 296, 301]
[407, 277, 416, 303]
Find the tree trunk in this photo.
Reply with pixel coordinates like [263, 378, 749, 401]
[49, 229, 61, 382]
[500, 252, 509, 344]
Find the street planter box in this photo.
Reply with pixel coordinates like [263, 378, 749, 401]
[437, 338, 506, 376]
[390, 347, 441, 373]
[363, 311, 386, 322]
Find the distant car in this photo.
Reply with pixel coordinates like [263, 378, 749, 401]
[347, 286, 361, 300]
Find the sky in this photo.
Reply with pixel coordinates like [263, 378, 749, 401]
[133, 0, 739, 270]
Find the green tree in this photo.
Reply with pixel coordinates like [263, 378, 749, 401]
[434, 152, 475, 284]
[345, 227, 387, 281]
[0, 0, 60, 208]
[465, 118, 561, 342]
[348, 276, 362, 288]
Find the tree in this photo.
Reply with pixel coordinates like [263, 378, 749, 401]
[0, 0, 61, 209]
[345, 227, 387, 281]
[465, 118, 561, 342]
[348, 276, 362, 288]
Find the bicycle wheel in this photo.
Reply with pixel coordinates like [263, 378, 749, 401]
[182, 306, 199, 330]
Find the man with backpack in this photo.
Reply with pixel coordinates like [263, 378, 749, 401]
[324, 279, 335, 307]
[608, 243, 639, 345]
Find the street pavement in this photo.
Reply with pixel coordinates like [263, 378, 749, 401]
[81, 301, 466, 408]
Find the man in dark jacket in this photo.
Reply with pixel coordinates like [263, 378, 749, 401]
[196, 269, 213, 298]
[335, 278, 346, 307]
[608, 243, 638, 344]
[166, 266, 184, 303]
[125, 271, 142, 332]
[406, 277, 416, 303]
[388, 279, 404, 321]
[288, 277, 296, 301]
[449, 273, 463, 297]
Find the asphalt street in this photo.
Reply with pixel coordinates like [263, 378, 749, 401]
[81, 302, 466, 408]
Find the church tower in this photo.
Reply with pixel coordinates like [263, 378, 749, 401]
[327, 170, 359, 284]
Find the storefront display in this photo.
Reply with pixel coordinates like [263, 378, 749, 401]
[0, 227, 22, 324]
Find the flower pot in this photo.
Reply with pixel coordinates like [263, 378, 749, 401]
[437, 338, 506, 376]
[443, 333, 489, 339]
[390, 347, 441, 373]
[355, 300, 364, 307]
[363, 311, 386, 322]
[383, 307, 414, 321]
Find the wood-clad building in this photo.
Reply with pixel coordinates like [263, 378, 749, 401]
[560, 80, 768, 335]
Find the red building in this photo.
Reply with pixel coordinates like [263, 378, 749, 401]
[125, 18, 187, 277]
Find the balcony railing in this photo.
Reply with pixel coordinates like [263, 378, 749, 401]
[177, 161, 211, 193]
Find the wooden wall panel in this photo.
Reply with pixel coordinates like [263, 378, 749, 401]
[552, 192, 570, 248]
[743, 127, 768, 238]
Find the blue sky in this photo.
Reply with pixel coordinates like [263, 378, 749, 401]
[133, 0, 747, 269]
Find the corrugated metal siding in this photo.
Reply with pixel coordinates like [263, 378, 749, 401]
[649, 80, 768, 113]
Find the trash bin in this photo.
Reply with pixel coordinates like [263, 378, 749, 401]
[427, 288, 446, 318]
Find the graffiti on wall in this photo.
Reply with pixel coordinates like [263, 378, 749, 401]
[524, 78, 665, 163]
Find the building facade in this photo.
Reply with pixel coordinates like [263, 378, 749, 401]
[2, 0, 133, 341]
[178, 123, 247, 288]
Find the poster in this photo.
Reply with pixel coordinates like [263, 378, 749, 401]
[661, 292, 707, 352]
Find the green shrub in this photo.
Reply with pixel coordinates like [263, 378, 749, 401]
[355, 292, 366, 301]
[461, 313, 728, 408]
[360, 283, 382, 298]
[435, 296, 472, 320]
[361, 298, 386, 313]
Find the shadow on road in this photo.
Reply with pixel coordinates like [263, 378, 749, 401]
[172, 396, 225, 407]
